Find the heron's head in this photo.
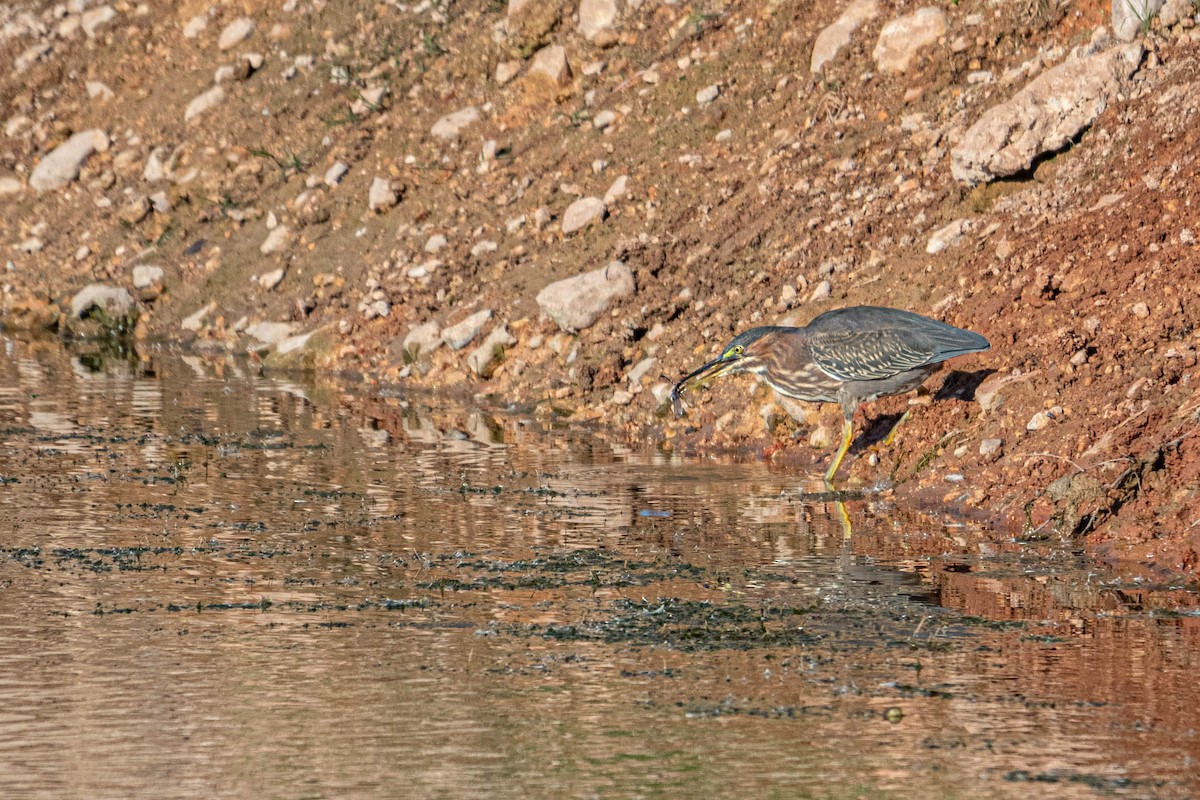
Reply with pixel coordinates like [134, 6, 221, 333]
[670, 328, 778, 414]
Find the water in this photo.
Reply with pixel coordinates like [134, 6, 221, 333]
[0, 337, 1197, 799]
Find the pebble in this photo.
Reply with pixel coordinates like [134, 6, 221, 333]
[578, 0, 619, 40]
[625, 357, 657, 387]
[29, 129, 109, 192]
[259, 225, 293, 255]
[1131, 302, 1150, 319]
[467, 325, 517, 377]
[811, 0, 879, 73]
[0, 177, 22, 195]
[70, 284, 133, 319]
[696, 84, 720, 106]
[495, 60, 521, 85]
[132, 265, 164, 289]
[431, 106, 481, 141]
[529, 45, 571, 87]
[323, 162, 349, 187]
[86, 81, 115, 102]
[246, 321, 298, 345]
[182, 14, 207, 38]
[603, 175, 628, 205]
[536, 261, 634, 332]
[403, 321, 442, 356]
[81, 5, 117, 38]
[185, 86, 226, 122]
[442, 309, 493, 350]
[979, 437, 1003, 456]
[810, 280, 832, 301]
[425, 234, 448, 253]
[926, 218, 972, 254]
[368, 177, 399, 211]
[181, 302, 216, 332]
[593, 109, 617, 130]
[218, 17, 255, 51]
[873, 7, 947, 74]
[258, 268, 285, 290]
[19, 238, 44, 253]
[561, 196, 607, 234]
[1070, 348, 1089, 366]
[1026, 406, 1063, 431]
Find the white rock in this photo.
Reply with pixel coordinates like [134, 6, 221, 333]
[536, 261, 634, 332]
[181, 302, 216, 332]
[979, 437, 1003, 456]
[626, 357, 657, 386]
[218, 17, 255, 50]
[143, 147, 169, 182]
[603, 175, 628, 205]
[246, 321, 298, 345]
[0, 177, 21, 194]
[811, 0, 880, 73]
[259, 225, 293, 255]
[810, 280, 832, 301]
[70, 284, 134, 319]
[495, 60, 521, 85]
[561, 196, 607, 234]
[425, 234, 448, 253]
[529, 45, 572, 86]
[276, 331, 315, 355]
[81, 5, 117, 38]
[579, 0, 619, 41]
[324, 161, 349, 186]
[368, 177, 399, 211]
[695, 84, 720, 105]
[403, 321, 442, 356]
[85, 81, 115, 102]
[131, 264, 164, 289]
[926, 219, 973, 254]
[470, 240, 498, 257]
[1114, 0, 1163, 39]
[467, 325, 517, 376]
[952, 44, 1143, 185]
[29, 129, 109, 192]
[442, 309, 493, 350]
[182, 13, 207, 38]
[873, 7, 947, 74]
[185, 85, 226, 122]
[593, 109, 617, 130]
[1026, 406, 1063, 431]
[431, 106, 481, 141]
[258, 268, 285, 290]
[19, 238, 44, 253]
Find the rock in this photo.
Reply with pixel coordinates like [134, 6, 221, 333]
[495, 60, 521, 85]
[368, 177, 399, 211]
[258, 268, 285, 290]
[979, 437, 1003, 457]
[276, 331, 315, 355]
[471, 240, 498, 257]
[185, 85, 226, 122]
[0, 177, 21, 194]
[467, 325, 517, 377]
[431, 106, 481, 141]
[403, 321, 442, 357]
[143, 147, 170, 182]
[695, 84, 720, 106]
[86, 81, 115, 102]
[182, 302, 216, 332]
[593, 109, 617, 130]
[18, 238, 43, 254]
[626, 357, 656, 386]
[1114, 0, 1163, 39]
[951, 44, 1143, 185]
[70, 283, 134, 320]
[529, 44, 572, 86]
[536, 261, 634, 332]
[926, 219, 973, 254]
[425, 234, 448, 253]
[873, 7, 947, 74]
[1158, 0, 1191, 27]
[81, 5, 116, 38]
[579, 0, 618, 40]
[1027, 406, 1064, 431]
[182, 13, 207, 38]
[260, 225, 293, 255]
[132, 265, 164, 289]
[119, 195, 152, 225]
[561, 196, 606, 234]
[29, 129, 109, 192]
[218, 17, 255, 50]
[810, 280, 832, 301]
[442, 309, 493, 350]
[603, 174, 628, 205]
[811, 0, 880, 73]
[1131, 302, 1150, 318]
[507, 0, 562, 52]
[324, 162, 349, 186]
[246, 321, 298, 345]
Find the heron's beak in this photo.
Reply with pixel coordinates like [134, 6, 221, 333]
[670, 354, 743, 417]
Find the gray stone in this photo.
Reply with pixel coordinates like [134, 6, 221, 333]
[29, 129, 109, 192]
[369, 177, 399, 211]
[873, 7, 946, 74]
[0, 176, 21, 194]
[579, 0, 619, 40]
[529, 45, 572, 86]
[258, 268, 285, 290]
[431, 106, 481, 141]
[218, 17, 255, 50]
[561, 196, 606, 234]
[442, 309, 493, 350]
[185, 85, 226, 122]
[81, 5, 116, 38]
[131, 265, 164, 289]
[695, 84, 720, 106]
[403, 321, 442, 356]
[593, 109, 617, 130]
[603, 174, 628, 205]
[467, 325, 517, 376]
[246, 321, 298, 345]
[811, 0, 879, 73]
[1114, 0, 1163, 39]
[926, 219, 973, 254]
[496, 60, 521, 85]
[259, 225, 293, 255]
[951, 44, 1143, 185]
[324, 161, 349, 186]
[979, 437, 1003, 456]
[626, 356, 656, 386]
[70, 284, 134, 319]
[182, 302, 216, 332]
[182, 13, 207, 38]
[536, 261, 634, 332]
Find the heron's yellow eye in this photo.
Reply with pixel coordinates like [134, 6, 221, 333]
[725, 345, 744, 358]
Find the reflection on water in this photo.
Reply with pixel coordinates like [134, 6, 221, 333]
[0, 337, 1198, 799]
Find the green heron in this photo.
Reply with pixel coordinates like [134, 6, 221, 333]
[672, 306, 990, 481]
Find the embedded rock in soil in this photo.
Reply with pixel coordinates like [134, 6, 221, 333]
[431, 107, 481, 141]
[579, 0, 618, 41]
[29, 130, 110, 192]
[926, 219, 973, 254]
[185, 86, 226, 123]
[442, 310, 493, 350]
[561, 196, 606, 234]
[70, 284, 135, 320]
[951, 43, 1144, 186]
[467, 325, 517, 377]
[403, 321, 442, 357]
[218, 18, 255, 50]
[873, 7, 946, 74]
[811, 0, 879, 73]
[1113, 0, 1163, 40]
[536, 261, 634, 332]
[131, 265, 164, 290]
[246, 321, 298, 346]
[529, 45, 571, 86]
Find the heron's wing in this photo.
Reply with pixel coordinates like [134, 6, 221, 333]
[809, 328, 938, 382]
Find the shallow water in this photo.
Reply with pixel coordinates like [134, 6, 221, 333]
[0, 338, 1197, 799]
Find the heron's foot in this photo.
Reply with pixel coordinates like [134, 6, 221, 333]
[880, 409, 911, 447]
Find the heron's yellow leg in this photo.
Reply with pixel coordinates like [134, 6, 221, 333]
[824, 418, 854, 482]
[881, 409, 912, 447]
[834, 499, 852, 540]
